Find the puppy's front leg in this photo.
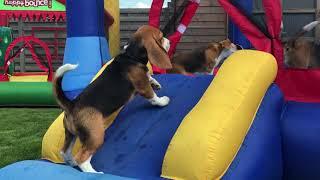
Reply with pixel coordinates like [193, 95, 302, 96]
[147, 73, 161, 90]
[128, 67, 170, 106]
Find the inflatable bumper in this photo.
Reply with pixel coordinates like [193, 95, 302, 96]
[0, 161, 137, 180]
[0, 82, 56, 106]
[0, 50, 284, 179]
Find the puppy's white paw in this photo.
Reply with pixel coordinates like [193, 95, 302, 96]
[60, 151, 78, 167]
[79, 162, 103, 174]
[87, 170, 104, 174]
[78, 155, 103, 174]
[82, 168, 103, 174]
[149, 96, 170, 107]
[151, 80, 162, 90]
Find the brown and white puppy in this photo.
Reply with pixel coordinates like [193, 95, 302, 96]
[284, 20, 320, 69]
[53, 25, 171, 173]
[167, 39, 238, 75]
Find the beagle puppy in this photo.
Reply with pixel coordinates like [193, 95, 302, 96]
[284, 20, 320, 69]
[53, 25, 172, 173]
[167, 39, 238, 75]
[285, 39, 320, 69]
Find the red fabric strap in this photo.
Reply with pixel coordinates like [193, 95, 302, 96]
[218, 0, 271, 52]
[167, 1, 199, 57]
[149, 0, 164, 28]
[178, 1, 199, 29]
[149, 0, 199, 74]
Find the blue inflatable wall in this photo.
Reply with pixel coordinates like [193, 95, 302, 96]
[228, 0, 252, 48]
[62, 0, 111, 100]
[222, 84, 284, 180]
[281, 102, 320, 180]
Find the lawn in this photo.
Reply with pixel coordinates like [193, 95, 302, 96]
[0, 108, 62, 168]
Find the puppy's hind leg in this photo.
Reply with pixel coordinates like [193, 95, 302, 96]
[61, 128, 77, 167]
[75, 117, 105, 173]
[128, 67, 170, 107]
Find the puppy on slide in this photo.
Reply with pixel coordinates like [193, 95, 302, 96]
[284, 20, 320, 69]
[167, 39, 238, 75]
[53, 25, 172, 173]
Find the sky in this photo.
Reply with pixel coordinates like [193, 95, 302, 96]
[120, 0, 171, 8]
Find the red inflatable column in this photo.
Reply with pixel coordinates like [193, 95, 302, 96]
[168, 0, 200, 57]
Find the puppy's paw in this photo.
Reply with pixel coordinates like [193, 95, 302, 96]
[87, 170, 104, 174]
[82, 168, 104, 174]
[149, 77, 162, 90]
[149, 96, 170, 107]
[60, 151, 78, 167]
[79, 162, 103, 174]
[151, 81, 162, 90]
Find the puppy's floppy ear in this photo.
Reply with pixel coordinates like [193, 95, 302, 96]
[287, 39, 295, 47]
[143, 34, 172, 69]
[219, 39, 233, 48]
[207, 42, 223, 53]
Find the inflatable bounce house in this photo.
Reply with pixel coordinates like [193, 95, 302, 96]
[0, 0, 319, 180]
[0, 0, 119, 106]
[0, 0, 65, 106]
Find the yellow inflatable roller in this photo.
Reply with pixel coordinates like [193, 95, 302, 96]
[161, 50, 277, 180]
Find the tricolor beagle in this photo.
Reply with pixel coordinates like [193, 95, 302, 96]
[167, 39, 239, 75]
[53, 25, 172, 173]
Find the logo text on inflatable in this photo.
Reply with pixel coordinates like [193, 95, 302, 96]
[4, 0, 52, 8]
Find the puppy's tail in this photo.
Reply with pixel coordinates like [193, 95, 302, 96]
[294, 20, 319, 39]
[53, 64, 78, 112]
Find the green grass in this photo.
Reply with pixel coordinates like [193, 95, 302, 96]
[0, 108, 62, 168]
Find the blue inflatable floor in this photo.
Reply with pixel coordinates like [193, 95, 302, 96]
[92, 74, 213, 178]
[0, 74, 213, 180]
[0, 160, 135, 180]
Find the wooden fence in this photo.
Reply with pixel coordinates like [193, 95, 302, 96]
[7, 0, 227, 72]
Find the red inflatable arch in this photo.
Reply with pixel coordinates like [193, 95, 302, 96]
[3, 36, 53, 81]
